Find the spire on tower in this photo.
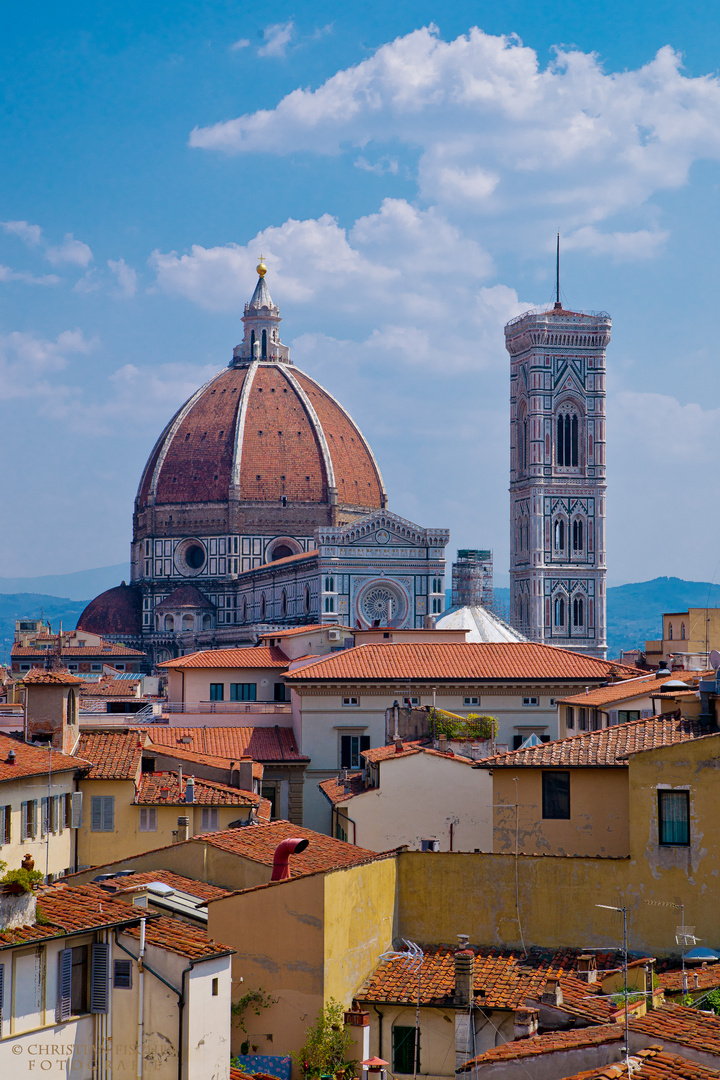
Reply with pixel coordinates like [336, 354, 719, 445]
[554, 232, 561, 310]
[231, 259, 290, 367]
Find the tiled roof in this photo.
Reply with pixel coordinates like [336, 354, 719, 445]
[76, 730, 148, 779]
[124, 913, 233, 960]
[319, 772, 367, 805]
[19, 667, 83, 685]
[630, 1003, 720, 1055]
[202, 820, 379, 873]
[135, 771, 260, 806]
[458, 1024, 624, 1068]
[559, 671, 704, 708]
[148, 726, 308, 762]
[13, 644, 146, 657]
[357, 946, 618, 1019]
[80, 678, 141, 698]
[557, 1049, 720, 1080]
[658, 965, 720, 994]
[0, 882, 147, 949]
[260, 624, 338, 638]
[284, 642, 640, 683]
[363, 741, 474, 765]
[155, 585, 216, 612]
[476, 713, 704, 768]
[0, 732, 87, 782]
[147, 741, 264, 778]
[159, 647, 289, 670]
[239, 549, 319, 573]
[77, 582, 143, 636]
[97, 868, 230, 902]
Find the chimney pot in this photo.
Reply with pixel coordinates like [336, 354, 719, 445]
[438, 735, 448, 753]
[513, 1007, 539, 1041]
[394, 738, 403, 752]
[541, 977, 563, 1007]
[454, 940, 474, 1007]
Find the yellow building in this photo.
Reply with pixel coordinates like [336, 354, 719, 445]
[645, 607, 720, 669]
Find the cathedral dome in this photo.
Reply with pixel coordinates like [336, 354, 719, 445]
[77, 583, 142, 637]
[134, 267, 386, 541]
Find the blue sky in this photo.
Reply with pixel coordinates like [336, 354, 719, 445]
[3, 1, 720, 588]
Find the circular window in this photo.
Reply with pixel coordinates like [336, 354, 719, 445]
[272, 545, 294, 562]
[174, 538, 207, 577]
[186, 544, 205, 569]
[358, 580, 407, 627]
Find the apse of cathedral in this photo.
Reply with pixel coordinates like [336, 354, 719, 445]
[505, 280, 609, 659]
[78, 259, 449, 663]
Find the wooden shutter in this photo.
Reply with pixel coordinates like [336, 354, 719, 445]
[30, 800, 37, 839]
[90, 943, 110, 1014]
[360, 735, 371, 753]
[91, 796, 103, 832]
[340, 737, 351, 769]
[71, 792, 83, 828]
[41, 798, 48, 837]
[102, 797, 114, 832]
[0, 963, 4, 1037]
[113, 959, 132, 989]
[57, 949, 73, 1021]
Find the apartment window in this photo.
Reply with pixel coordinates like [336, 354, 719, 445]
[41, 797, 49, 837]
[209, 683, 224, 702]
[91, 795, 115, 832]
[566, 706, 574, 729]
[340, 734, 370, 770]
[113, 960, 133, 989]
[658, 790, 690, 846]
[542, 771, 570, 819]
[230, 683, 256, 701]
[342, 697, 359, 707]
[618, 710, 641, 724]
[393, 1026, 418, 1075]
[523, 697, 539, 707]
[578, 707, 587, 731]
[0, 805, 10, 845]
[91, 663, 102, 672]
[201, 808, 220, 832]
[464, 697, 479, 706]
[21, 800, 37, 841]
[274, 683, 287, 702]
[212, 977, 219, 996]
[139, 807, 157, 832]
[404, 697, 420, 707]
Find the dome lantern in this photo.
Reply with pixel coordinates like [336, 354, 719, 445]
[232, 261, 290, 366]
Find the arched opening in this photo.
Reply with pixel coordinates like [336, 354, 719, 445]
[67, 689, 76, 725]
[573, 596, 584, 627]
[556, 410, 580, 467]
[554, 596, 565, 627]
[304, 586, 311, 614]
[262, 329, 267, 358]
[250, 330, 256, 356]
[271, 545, 293, 561]
[681, 622, 686, 640]
[182, 613, 193, 631]
[572, 519, 584, 551]
[202, 613, 212, 630]
[554, 519, 565, 551]
[164, 614, 174, 631]
[281, 590, 287, 617]
[668, 623, 673, 641]
[260, 594, 266, 620]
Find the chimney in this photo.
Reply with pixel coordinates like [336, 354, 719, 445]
[177, 815, 190, 842]
[6, 749, 15, 765]
[438, 734, 448, 753]
[237, 757, 254, 793]
[178, 766, 183, 795]
[577, 954, 598, 983]
[185, 776, 195, 804]
[513, 1008, 539, 1040]
[270, 837, 310, 881]
[454, 935, 474, 1007]
[694, 971, 700, 989]
[394, 738, 403, 753]
[541, 978, 563, 1007]
[470, 744, 482, 761]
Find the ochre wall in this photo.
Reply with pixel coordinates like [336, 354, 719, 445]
[491, 767, 630, 857]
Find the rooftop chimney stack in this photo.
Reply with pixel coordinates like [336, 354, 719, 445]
[177, 816, 190, 842]
[185, 776, 195, 804]
[438, 734, 448, 753]
[577, 954, 598, 983]
[541, 977, 563, 1007]
[454, 936, 474, 1007]
[513, 1008, 539, 1041]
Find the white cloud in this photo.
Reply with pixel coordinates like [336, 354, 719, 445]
[0, 264, 60, 286]
[257, 21, 294, 58]
[189, 26, 720, 236]
[230, 38, 250, 51]
[1, 220, 43, 246]
[354, 155, 399, 176]
[46, 233, 94, 267]
[107, 258, 138, 297]
[0, 329, 94, 401]
[563, 225, 668, 260]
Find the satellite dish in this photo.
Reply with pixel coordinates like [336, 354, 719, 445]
[710, 649, 720, 671]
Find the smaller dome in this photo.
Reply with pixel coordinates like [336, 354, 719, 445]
[154, 586, 216, 613]
[77, 583, 142, 637]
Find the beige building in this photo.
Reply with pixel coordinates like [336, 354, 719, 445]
[645, 607, 720, 669]
[160, 646, 292, 723]
[556, 668, 704, 737]
[320, 741, 492, 851]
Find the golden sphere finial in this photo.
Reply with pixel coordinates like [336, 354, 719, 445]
[256, 254, 267, 278]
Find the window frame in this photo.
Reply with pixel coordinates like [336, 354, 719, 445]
[209, 683, 224, 702]
[230, 683, 257, 702]
[658, 789, 690, 847]
[542, 770, 571, 820]
[464, 697, 480, 706]
[342, 696, 359, 707]
[200, 807, 220, 833]
[90, 795, 115, 832]
[340, 733, 370, 770]
[392, 1025, 418, 1075]
[139, 807, 158, 832]
[522, 697, 539, 707]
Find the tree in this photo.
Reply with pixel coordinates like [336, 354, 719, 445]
[294, 999, 355, 1077]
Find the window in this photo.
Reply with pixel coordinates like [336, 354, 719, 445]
[554, 519, 565, 550]
[274, 683, 287, 702]
[554, 596, 565, 627]
[566, 706, 574, 729]
[393, 1026, 418, 1075]
[658, 790, 690, 845]
[432, 597, 443, 614]
[201, 808, 220, 832]
[114, 959, 132, 989]
[139, 807, 157, 832]
[464, 697, 479, 706]
[681, 623, 686, 640]
[340, 734, 370, 769]
[324, 596, 335, 613]
[578, 707, 587, 731]
[0, 805, 9, 845]
[403, 697, 420, 707]
[556, 411, 579, 466]
[71, 945, 89, 1015]
[260, 594, 266, 620]
[21, 800, 37, 841]
[618, 710, 641, 724]
[573, 596, 584, 627]
[522, 697, 539, 707]
[668, 623, 673, 641]
[91, 663, 102, 672]
[212, 977, 219, 996]
[91, 795, 115, 832]
[324, 576, 335, 593]
[432, 578, 443, 594]
[542, 771, 570, 819]
[67, 791, 83, 829]
[209, 683, 224, 702]
[230, 683, 256, 701]
[572, 519, 584, 551]
[342, 697, 359, 707]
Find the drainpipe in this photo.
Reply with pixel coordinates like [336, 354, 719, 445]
[373, 1003, 384, 1060]
[137, 917, 146, 1080]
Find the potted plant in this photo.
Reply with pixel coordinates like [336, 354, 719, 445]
[294, 1000, 355, 1079]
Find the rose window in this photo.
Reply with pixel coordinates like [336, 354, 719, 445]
[360, 583, 405, 624]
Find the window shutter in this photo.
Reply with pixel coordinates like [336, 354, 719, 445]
[20, 802, 27, 842]
[0, 963, 4, 1037]
[360, 736, 371, 753]
[71, 792, 83, 829]
[41, 798, 48, 837]
[91, 796, 102, 832]
[57, 949, 73, 1021]
[90, 943, 110, 1013]
[641, 709, 651, 719]
[102, 797, 114, 832]
[30, 800, 38, 839]
[113, 958, 132, 989]
[340, 737, 351, 769]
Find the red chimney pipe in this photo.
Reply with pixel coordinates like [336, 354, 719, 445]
[271, 837, 310, 881]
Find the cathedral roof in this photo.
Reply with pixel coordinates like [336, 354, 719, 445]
[76, 583, 142, 637]
[248, 273, 274, 310]
[154, 586, 216, 612]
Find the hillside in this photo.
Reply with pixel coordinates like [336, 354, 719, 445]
[0, 593, 89, 664]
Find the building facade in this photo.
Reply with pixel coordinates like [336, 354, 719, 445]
[505, 299, 610, 658]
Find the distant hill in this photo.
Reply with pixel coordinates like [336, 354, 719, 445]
[0, 593, 89, 664]
[0, 564, 129, 602]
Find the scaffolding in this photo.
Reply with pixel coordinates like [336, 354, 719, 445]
[451, 550, 493, 608]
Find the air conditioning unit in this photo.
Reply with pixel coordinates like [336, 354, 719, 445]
[421, 838, 440, 852]
[328, 630, 340, 641]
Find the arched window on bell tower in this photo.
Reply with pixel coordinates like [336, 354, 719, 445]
[556, 408, 581, 467]
[262, 329, 267, 358]
[554, 518, 565, 552]
[554, 595, 565, 627]
[573, 595, 584, 627]
[250, 329, 256, 357]
[572, 518, 584, 552]
[517, 403, 528, 475]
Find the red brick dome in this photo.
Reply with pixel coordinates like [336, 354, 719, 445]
[77, 583, 142, 637]
[135, 362, 386, 517]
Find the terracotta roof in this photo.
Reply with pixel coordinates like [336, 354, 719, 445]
[76, 583, 143, 637]
[658, 966, 720, 994]
[458, 1024, 624, 1068]
[13, 644, 146, 658]
[124, 913, 233, 960]
[0, 882, 147, 949]
[136, 361, 384, 513]
[80, 678, 141, 698]
[319, 771, 367, 805]
[147, 741, 264, 778]
[0, 732, 87, 782]
[76, 730, 148, 779]
[159, 647, 288, 670]
[239, 549, 319, 572]
[362, 741, 474, 765]
[260, 624, 339, 639]
[96, 868, 230, 902]
[135, 771, 260, 806]
[284, 642, 640, 683]
[559, 671, 703, 708]
[148, 726, 308, 762]
[154, 585, 216, 612]
[557, 1048, 720, 1080]
[476, 712, 704, 768]
[201, 820, 379, 873]
[19, 667, 83, 685]
[630, 1003, 720, 1056]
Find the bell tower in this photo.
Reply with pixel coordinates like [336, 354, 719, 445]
[505, 256, 610, 659]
